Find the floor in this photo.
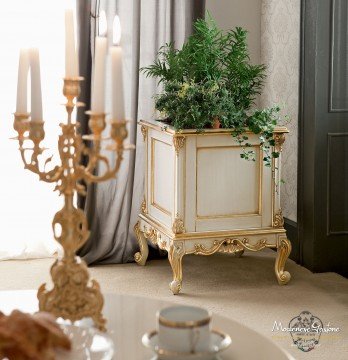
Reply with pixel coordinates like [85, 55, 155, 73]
[0, 250, 347, 360]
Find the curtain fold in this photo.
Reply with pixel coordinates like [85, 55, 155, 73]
[77, 0, 205, 265]
[76, 0, 93, 209]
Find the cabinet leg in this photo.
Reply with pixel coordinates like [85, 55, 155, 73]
[168, 242, 184, 295]
[275, 238, 291, 285]
[134, 221, 149, 266]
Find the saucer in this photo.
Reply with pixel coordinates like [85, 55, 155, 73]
[142, 329, 231, 360]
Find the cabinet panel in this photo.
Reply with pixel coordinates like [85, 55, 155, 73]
[147, 130, 174, 228]
[196, 146, 261, 217]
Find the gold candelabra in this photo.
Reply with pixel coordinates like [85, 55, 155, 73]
[12, 77, 130, 331]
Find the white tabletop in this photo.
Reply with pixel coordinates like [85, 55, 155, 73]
[0, 290, 294, 360]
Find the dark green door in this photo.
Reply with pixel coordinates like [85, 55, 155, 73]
[299, 0, 348, 276]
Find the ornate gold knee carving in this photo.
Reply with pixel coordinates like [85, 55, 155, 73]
[275, 237, 291, 285]
[168, 242, 185, 295]
[134, 221, 149, 266]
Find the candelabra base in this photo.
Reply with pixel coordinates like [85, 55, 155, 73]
[37, 257, 106, 331]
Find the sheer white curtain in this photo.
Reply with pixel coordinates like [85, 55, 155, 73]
[0, 0, 76, 259]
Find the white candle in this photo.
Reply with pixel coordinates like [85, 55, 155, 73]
[16, 49, 30, 114]
[30, 48, 43, 121]
[65, 9, 78, 77]
[111, 15, 125, 120]
[91, 37, 107, 112]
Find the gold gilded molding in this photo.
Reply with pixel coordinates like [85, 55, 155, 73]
[144, 227, 159, 245]
[141, 197, 147, 215]
[139, 213, 286, 240]
[275, 237, 292, 285]
[138, 120, 288, 137]
[218, 241, 244, 255]
[273, 209, 284, 228]
[274, 133, 286, 152]
[141, 125, 147, 141]
[172, 217, 185, 234]
[194, 237, 270, 256]
[173, 136, 186, 155]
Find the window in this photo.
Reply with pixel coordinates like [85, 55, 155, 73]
[0, 0, 76, 259]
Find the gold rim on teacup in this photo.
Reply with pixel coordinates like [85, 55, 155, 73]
[142, 329, 232, 356]
[158, 308, 211, 329]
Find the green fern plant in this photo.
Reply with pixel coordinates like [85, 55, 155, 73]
[141, 15, 281, 166]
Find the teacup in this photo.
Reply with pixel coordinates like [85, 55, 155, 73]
[157, 305, 211, 353]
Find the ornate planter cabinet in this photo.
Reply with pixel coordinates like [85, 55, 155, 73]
[134, 119, 291, 294]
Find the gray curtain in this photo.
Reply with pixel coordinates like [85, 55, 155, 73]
[77, 0, 205, 265]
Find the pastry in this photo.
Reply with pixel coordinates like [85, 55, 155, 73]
[0, 310, 71, 360]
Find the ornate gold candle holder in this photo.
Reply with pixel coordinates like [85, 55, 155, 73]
[12, 77, 132, 331]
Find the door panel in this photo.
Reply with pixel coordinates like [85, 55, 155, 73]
[299, 0, 348, 276]
[330, 0, 348, 112]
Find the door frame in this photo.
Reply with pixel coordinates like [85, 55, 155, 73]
[298, 0, 319, 270]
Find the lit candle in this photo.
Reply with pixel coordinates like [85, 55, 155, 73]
[65, 9, 78, 77]
[16, 49, 30, 114]
[110, 15, 125, 121]
[99, 10, 107, 37]
[91, 37, 107, 113]
[30, 48, 43, 121]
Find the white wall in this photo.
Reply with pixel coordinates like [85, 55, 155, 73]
[260, 0, 300, 222]
[206, 0, 262, 64]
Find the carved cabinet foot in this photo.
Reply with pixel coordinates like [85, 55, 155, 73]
[275, 238, 292, 285]
[134, 221, 149, 266]
[168, 242, 184, 295]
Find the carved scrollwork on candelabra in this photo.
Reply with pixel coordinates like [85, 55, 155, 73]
[12, 77, 133, 331]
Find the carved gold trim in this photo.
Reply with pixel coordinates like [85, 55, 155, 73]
[138, 120, 289, 137]
[143, 227, 159, 245]
[139, 213, 286, 239]
[273, 209, 284, 228]
[173, 136, 186, 155]
[274, 133, 286, 152]
[172, 217, 185, 234]
[168, 241, 185, 295]
[141, 197, 147, 215]
[141, 125, 147, 141]
[134, 218, 292, 293]
[194, 237, 272, 256]
[218, 241, 244, 255]
[134, 221, 149, 266]
[275, 237, 291, 285]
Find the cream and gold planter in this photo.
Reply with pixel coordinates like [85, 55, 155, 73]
[134, 119, 291, 295]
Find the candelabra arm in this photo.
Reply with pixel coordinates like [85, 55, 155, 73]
[83, 148, 124, 184]
[82, 119, 128, 184]
[13, 114, 63, 183]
